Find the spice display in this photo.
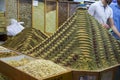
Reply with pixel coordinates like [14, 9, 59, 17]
[6, 0, 17, 25]
[0, 12, 6, 32]
[6, 0, 32, 27]
[33, 2, 44, 32]
[0, 46, 10, 52]
[7, 58, 31, 67]
[0, 44, 18, 59]
[33, 2, 56, 33]
[46, 10, 56, 33]
[58, 2, 68, 26]
[19, 0, 32, 28]
[19, 59, 67, 79]
[0, 52, 18, 58]
[23, 9, 120, 70]
[2, 8, 120, 71]
[2, 27, 48, 53]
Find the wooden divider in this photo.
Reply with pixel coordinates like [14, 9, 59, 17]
[72, 64, 120, 80]
[0, 60, 73, 80]
[0, 59, 120, 80]
[72, 70, 99, 80]
[43, 71, 73, 80]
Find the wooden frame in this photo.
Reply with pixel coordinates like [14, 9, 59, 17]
[0, 0, 7, 33]
[4, 0, 79, 35]
[0, 59, 119, 80]
[72, 70, 100, 80]
[5, 0, 7, 27]
[43, 70, 73, 80]
[31, 0, 33, 28]
[17, 0, 19, 21]
[72, 64, 120, 80]
[67, 2, 70, 18]
[0, 60, 72, 80]
[32, 0, 79, 35]
[44, 0, 47, 33]
[56, 0, 59, 31]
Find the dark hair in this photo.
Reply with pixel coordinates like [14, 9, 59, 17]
[106, 0, 112, 4]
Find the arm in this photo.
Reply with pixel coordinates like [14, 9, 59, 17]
[108, 7, 120, 37]
[109, 18, 120, 37]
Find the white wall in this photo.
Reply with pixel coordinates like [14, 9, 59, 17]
[0, 0, 5, 11]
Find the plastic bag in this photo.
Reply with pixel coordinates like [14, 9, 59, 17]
[7, 19, 24, 36]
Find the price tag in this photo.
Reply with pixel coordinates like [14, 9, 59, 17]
[33, 0, 38, 6]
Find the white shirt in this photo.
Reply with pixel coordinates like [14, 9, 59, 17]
[88, 1, 113, 24]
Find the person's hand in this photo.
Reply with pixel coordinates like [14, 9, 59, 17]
[117, 33, 120, 38]
[102, 24, 110, 29]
